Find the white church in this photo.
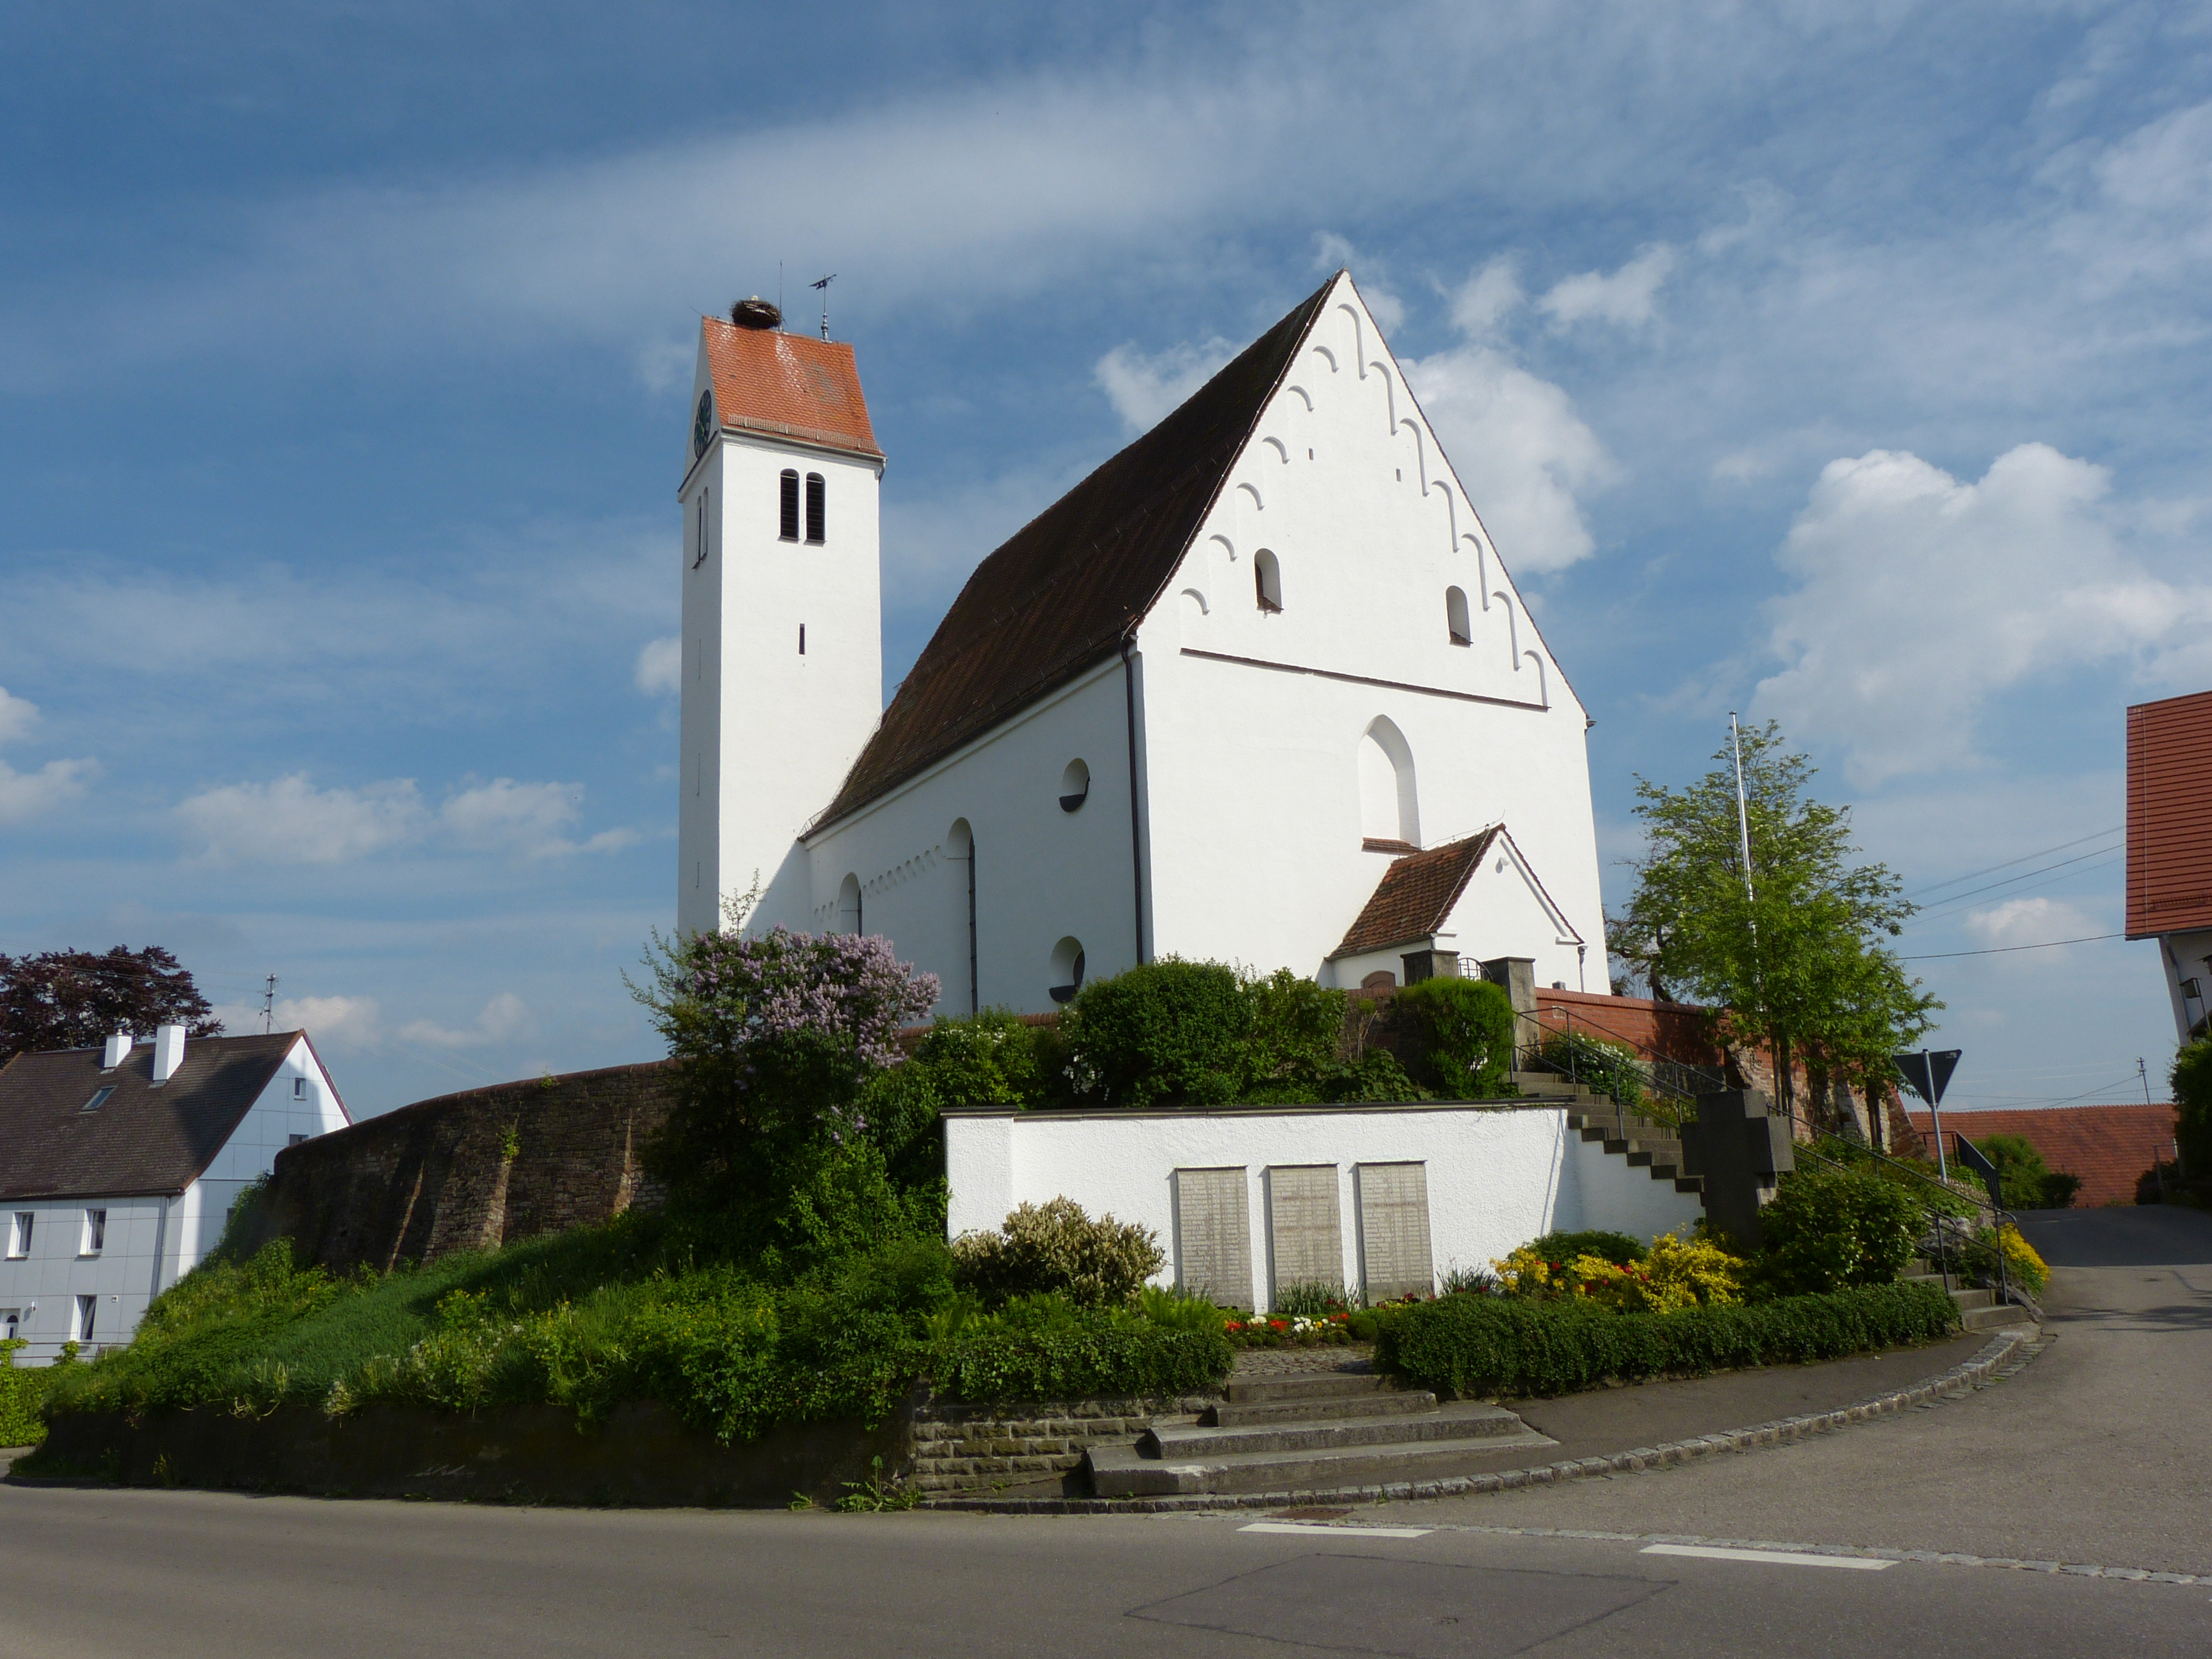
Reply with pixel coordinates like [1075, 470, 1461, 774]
[674, 272, 1608, 1015]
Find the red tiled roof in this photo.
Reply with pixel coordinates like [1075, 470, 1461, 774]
[1905, 1104, 2177, 1208]
[808, 275, 1339, 833]
[698, 319, 880, 460]
[1330, 829, 1502, 958]
[2126, 688, 2212, 937]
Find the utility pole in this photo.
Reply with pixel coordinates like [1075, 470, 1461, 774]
[262, 974, 277, 1035]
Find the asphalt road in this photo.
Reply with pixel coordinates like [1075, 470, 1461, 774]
[3, 1204, 2206, 1658]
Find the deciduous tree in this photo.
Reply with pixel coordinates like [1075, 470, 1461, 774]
[0, 946, 221, 1062]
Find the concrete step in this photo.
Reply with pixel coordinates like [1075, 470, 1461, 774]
[1949, 1287, 1996, 1313]
[1147, 1400, 1524, 1460]
[1207, 1390, 1438, 1427]
[1088, 1406, 1556, 1498]
[1963, 1303, 2037, 1332]
[1222, 1373, 1395, 1406]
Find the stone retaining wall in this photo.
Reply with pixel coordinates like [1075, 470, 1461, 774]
[910, 1392, 1223, 1495]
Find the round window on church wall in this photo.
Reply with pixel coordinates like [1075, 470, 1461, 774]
[1059, 758, 1090, 812]
[1048, 936, 1086, 1003]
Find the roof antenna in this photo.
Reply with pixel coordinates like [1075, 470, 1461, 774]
[778, 261, 784, 326]
[261, 973, 278, 1035]
[811, 273, 835, 340]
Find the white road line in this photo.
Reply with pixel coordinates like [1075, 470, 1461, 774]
[1642, 1543, 1896, 1572]
[1240, 1522, 1434, 1539]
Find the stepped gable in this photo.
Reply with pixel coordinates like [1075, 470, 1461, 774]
[0, 1031, 309, 1201]
[699, 317, 881, 459]
[810, 275, 1338, 833]
[2126, 687, 2212, 937]
[1905, 1103, 2176, 1208]
[1329, 830, 1504, 959]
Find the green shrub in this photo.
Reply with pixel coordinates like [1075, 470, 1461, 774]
[950, 1198, 1166, 1308]
[1521, 1229, 1649, 1267]
[2171, 1039, 2212, 1181]
[929, 1321, 1232, 1402]
[1395, 977, 1516, 1098]
[1755, 1166, 1924, 1294]
[1379, 1280, 1958, 1399]
[1060, 958, 1253, 1107]
[1537, 1030, 1648, 1109]
[908, 1008, 1042, 1106]
[1971, 1134, 2080, 1210]
[0, 1338, 51, 1446]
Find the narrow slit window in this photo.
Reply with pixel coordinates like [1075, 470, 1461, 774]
[1446, 586, 1471, 645]
[779, 470, 800, 541]
[805, 473, 826, 543]
[1254, 549, 1284, 613]
[799, 624, 807, 655]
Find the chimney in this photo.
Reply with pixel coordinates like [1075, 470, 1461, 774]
[102, 1031, 133, 1070]
[152, 1024, 187, 1084]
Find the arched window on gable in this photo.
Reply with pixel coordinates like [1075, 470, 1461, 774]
[1446, 586, 1471, 646]
[1358, 716, 1420, 848]
[779, 471, 801, 541]
[1254, 549, 1284, 613]
[836, 872, 862, 935]
[805, 473, 826, 544]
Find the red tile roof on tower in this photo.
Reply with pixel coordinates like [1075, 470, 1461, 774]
[2126, 688, 2212, 938]
[698, 318, 881, 460]
[807, 275, 1339, 834]
[1905, 1104, 2176, 1208]
[1330, 830, 1504, 958]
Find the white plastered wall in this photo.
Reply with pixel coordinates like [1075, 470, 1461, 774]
[799, 660, 1140, 1015]
[678, 334, 886, 937]
[2157, 927, 2212, 1042]
[1135, 274, 1606, 991]
[0, 1037, 349, 1365]
[944, 1104, 1703, 1310]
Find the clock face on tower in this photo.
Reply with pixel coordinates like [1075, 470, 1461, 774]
[692, 390, 715, 460]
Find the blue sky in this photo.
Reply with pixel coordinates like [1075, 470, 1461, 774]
[4, 2, 2208, 1118]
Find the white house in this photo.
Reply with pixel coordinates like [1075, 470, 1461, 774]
[675, 271, 1606, 1011]
[0, 1026, 349, 1365]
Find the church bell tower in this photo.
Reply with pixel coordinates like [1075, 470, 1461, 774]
[676, 298, 885, 935]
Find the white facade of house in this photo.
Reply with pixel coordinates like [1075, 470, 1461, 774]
[0, 1034, 348, 1367]
[944, 1103, 1703, 1311]
[686, 273, 1606, 1011]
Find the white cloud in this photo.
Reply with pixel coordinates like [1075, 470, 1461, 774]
[1313, 234, 1405, 333]
[1963, 897, 2101, 952]
[178, 774, 425, 864]
[439, 779, 583, 859]
[1403, 267, 1617, 573]
[213, 994, 383, 1050]
[400, 991, 536, 1050]
[634, 636, 682, 695]
[1094, 337, 1238, 432]
[1755, 443, 2212, 784]
[1537, 244, 1676, 328]
[0, 684, 97, 824]
[0, 686, 37, 745]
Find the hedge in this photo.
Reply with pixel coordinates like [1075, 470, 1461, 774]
[927, 1325, 1234, 1403]
[1377, 1280, 1959, 1400]
[1, 1340, 50, 1446]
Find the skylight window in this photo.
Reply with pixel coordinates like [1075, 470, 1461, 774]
[81, 1086, 114, 1113]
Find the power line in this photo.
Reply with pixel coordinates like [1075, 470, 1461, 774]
[1909, 847, 2124, 919]
[1898, 931, 2124, 961]
[1906, 826, 2121, 900]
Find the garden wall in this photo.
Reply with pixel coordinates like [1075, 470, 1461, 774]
[237, 1061, 678, 1274]
[909, 1390, 1223, 1496]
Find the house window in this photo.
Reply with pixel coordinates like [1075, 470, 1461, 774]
[1254, 549, 1283, 612]
[779, 470, 801, 541]
[1048, 936, 1086, 1004]
[1, 1309, 18, 1343]
[1059, 758, 1090, 812]
[6, 1213, 30, 1259]
[805, 473, 826, 544]
[74, 1295, 97, 1344]
[81, 1209, 106, 1256]
[294, 1077, 308, 1099]
[1446, 586, 1471, 645]
[289, 1133, 309, 1147]
[81, 1086, 114, 1113]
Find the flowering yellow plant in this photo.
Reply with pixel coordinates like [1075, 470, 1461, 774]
[1490, 1233, 1744, 1313]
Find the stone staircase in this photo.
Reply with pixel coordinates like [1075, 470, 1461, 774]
[1084, 1369, 1554, 1498]
[1508, 1071, 1703, 1196]
[1901, 1256, 2038, 1332]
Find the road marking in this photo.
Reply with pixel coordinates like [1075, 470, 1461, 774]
[1241, 1522, 1433, 1539]
[1641, 1543, 1895, 1571]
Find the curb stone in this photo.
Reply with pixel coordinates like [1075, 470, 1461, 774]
[924, 1326, 2050, 1515]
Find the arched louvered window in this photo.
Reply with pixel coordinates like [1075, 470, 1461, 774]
[1254, 549, 1283, 613]
[779, 471, 800, 541]
[1446, 586, 1471, 645]
[805, 473, 826, 544]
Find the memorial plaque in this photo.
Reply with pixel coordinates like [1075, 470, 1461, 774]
[1173, 1167, 1253, 1309]
[1356, 1161, 1434, 1301]
[1266, 1164, 1344, 1298]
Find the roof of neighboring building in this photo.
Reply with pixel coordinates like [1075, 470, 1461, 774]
[0, 1030, 309, 1201]
[1329, 828, 1504, 958]
[808, 274, 1339, 833]
[1904, 1104, 2177, 1209]
[2126, 688, 2212, 938]
[698, 318, 881, 461]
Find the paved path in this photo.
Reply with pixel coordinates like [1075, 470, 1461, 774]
[1389, 1204, 2212, 1575]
